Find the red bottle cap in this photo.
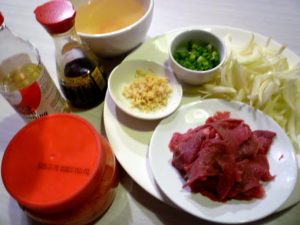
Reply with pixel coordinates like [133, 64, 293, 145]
[34, 0, 76, 34]
[1, 114, 105, 213]
[0, 11, 4, 26]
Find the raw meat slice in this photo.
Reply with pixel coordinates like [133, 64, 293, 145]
[169, 111, 276, 202]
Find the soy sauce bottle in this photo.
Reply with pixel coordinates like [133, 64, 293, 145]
[34, 0, 107, 109]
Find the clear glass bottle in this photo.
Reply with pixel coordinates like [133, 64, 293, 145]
[0, 11, 68, 122]
[34, 0, 107, 109]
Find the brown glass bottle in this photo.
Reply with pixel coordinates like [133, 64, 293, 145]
[34, 0, 107, 109]
[61, 57, 106, 108]
[60, 49, 107, 108]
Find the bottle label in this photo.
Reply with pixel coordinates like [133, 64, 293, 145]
[2, 65, 67, 122]
[6, 81, 42, 115]
[62, 48, 85, 68]
[91, 67, 106, 89]
[62, 66, 106, 89]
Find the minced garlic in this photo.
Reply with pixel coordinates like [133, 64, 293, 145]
[122, 69, 173, 112]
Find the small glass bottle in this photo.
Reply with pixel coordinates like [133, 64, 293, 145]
[34, 0, 107, 109]
[0, 11, 68, 122]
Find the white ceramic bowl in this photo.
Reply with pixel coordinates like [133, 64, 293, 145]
[108, 59, 183, 120]
[169, 29, 226, 85]
[71, 0, 154, 57]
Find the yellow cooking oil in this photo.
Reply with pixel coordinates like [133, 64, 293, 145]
[75, 0, 146, 34]
[1, 63, 41, 92]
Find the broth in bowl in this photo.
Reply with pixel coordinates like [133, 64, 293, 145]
[75, 0, 146, 34]
[71, 0, 153, 57]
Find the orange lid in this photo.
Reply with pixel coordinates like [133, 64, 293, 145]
[34, 0, 76, 34]
[1, 114, 105, 213]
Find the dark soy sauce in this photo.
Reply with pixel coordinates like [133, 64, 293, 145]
[60, 57, 107, 109]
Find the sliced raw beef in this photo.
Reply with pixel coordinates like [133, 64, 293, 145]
[169, 111, 276, 202]
[253, 130, 276, 154]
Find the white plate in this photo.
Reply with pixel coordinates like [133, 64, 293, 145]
[108, 59, 182, 120]
[103, 25, 300, 212]
[148, 99, 298, 224]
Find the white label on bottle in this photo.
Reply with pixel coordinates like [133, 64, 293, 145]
[3, 90, 22, 105]
[62, 48, 85, 66]
[2, 65, 67, 122]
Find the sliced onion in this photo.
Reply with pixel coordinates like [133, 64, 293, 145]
[195, 34, 300, 152]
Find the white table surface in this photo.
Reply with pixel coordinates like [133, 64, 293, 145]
[1, 0, 300, 224]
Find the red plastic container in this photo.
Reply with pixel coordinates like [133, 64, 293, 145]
[1, 114, 118, 225]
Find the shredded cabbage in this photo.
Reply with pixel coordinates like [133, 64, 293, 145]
[191, 34, 300, 153]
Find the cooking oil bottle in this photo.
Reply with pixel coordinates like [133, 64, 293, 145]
[0, 11, 68, 122]
[34, 0, 107, 109]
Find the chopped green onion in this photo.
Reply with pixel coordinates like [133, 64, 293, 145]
[174, 41, 220, 71]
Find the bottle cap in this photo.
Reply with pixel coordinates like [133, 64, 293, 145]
[34, 0, 76, 34]
[0, 11, 4, 26]
[1, 114, 106, 213]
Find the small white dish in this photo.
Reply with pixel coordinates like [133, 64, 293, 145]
[148, 99, 298, 223]
[169, 29, 226, 85]
[108, 59, 183, 120]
